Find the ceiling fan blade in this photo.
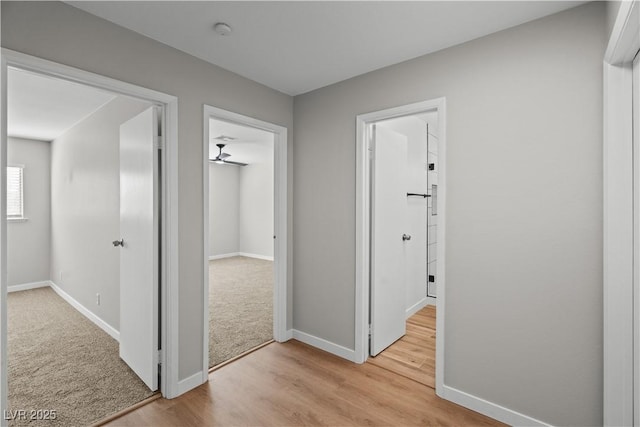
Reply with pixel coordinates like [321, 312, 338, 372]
[223, 160, 248, 167]
[218, 152, 231, 160]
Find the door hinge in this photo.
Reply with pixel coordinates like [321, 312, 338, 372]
[155, 136, 164, 150]
[368, 324, 372, 336]
[428, 275, 435, 283]
[157, 349, 163, 366]
[428, 163, 435, 171]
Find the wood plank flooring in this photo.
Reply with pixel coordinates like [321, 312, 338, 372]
[106, 339, 503, 426]
[367, 305, 436, 388]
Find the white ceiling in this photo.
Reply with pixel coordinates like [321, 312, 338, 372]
[209, 118, 274, 165]
[68, 1, 586, 96]
[8, 68, 116, 141]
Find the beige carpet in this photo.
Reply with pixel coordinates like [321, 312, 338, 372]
[209, 256, 273, 367]
[7, 287, 154, 427]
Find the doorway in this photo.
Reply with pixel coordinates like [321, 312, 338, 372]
[207, 118, 274, 368]
[366, 113, 439, 388]
[354, 98, 446, 395]
[202, 105, 288, 374]
[4, 66, 161, 425]
[0, 49, 180, 420]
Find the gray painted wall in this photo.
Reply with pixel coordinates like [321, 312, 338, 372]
[209, 141, 274, 259]
[293, 3, 605, 425]
[238, 140, 274, 258]
[7, 137, 51, 286]
[50, 96, 150, 331]
[606, 1, 622, 38]
[1, 0, 293, 381]
[209, 164, 240, 257]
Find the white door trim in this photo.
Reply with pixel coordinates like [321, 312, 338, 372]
[0, 49, 181, 414]
[202, 105, 288, 378]
[354, 98, 446, 395]
[0, 52, 7, 426]
[603, 2, 639, 425]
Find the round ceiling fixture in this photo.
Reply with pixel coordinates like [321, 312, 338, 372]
[214, 22, 232, 36]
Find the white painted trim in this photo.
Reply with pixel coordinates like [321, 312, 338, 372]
[426, 296, 437, 306]
[48, 281, 120, 341]
[292, 330, 357, 362]
[161, 88, 180, 401]
[177, 371, 206, 396]
[354, 98, 447, 402]
[0, 51, 8, 424]
[203, 105, 288, 380]
[6, 218, 28, 223]
[284, 329, 294, 340]
[208, 252, 275, 262]
[238, 252, 274, 261]
[405, 297, 429, 319]
[633, 53, 640, 427]
[605, 1, 640, 66]
[208, 252, 240, 261]
[0, 49, 180, 401]
[603, 2, 639, 425]
[435, 100, 447, 399]
[441, 385, 551, 427]
[7, 280, 50, 293]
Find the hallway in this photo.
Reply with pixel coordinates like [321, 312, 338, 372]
[106, 338, 501, 426]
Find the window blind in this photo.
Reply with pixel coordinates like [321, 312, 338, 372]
[7, 166, 23, 219]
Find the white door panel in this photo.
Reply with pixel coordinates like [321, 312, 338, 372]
[119, 107, 159, 391]
[370, 124, 408, 356]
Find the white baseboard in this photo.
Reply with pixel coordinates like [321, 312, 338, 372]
[209, 252, 274, 261]
[208, 252, 240, 260]
[284, 329, 294, 340]
[49, 281, 120, 342]
[426, 296, 436, 306]
[292, 329, 357, 362]
[406, 297, 429, 318]
[238, 252, 274, 261]
[178, 371, 206, 395]
[7, 280, 50, 293]
[441, 385, 551, 426]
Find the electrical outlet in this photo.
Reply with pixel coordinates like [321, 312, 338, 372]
[96, 293, 101, 306]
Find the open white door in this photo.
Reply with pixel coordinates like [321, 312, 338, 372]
[118, 107, 159, 391]
[370, 124, 408, 356]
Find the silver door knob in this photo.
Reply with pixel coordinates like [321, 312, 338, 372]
[402, 234, 411, 241]
[112, 239, 124, 247]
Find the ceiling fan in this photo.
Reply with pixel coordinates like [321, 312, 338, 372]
[209, 143, 247, 166]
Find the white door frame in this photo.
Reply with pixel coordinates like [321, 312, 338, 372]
[202, 105, 288, 378]
[0, 49, 181, 419]
[603, 2, 640, 425]
[354, 98, 446, 394]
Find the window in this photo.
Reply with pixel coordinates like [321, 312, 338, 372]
[7, 165, 24, 220]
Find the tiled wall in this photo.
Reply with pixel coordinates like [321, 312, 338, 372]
[427, 126, 438, 298]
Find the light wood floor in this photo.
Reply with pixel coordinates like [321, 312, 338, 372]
[107, 339, 502, 426]
[368, 305, 436, 388]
